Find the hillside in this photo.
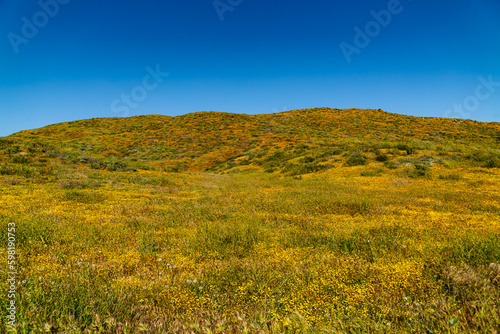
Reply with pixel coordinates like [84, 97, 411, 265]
[1, 108, 500, 332]
[1, 108, 500, 175]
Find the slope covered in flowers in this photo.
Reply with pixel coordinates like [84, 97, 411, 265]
[0, 108, 499, 333]
[3, 108, 499, 173]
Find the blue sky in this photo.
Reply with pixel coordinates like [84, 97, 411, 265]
[0, 0, 499, 136]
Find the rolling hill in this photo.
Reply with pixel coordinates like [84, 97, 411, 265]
[1, 108, 500, 175]
[1, 108, 500, 332]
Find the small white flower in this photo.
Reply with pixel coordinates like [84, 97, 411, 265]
[158, 258, 162, 261]
[186, 279, 192, 283]
[193, 279, 197, 283]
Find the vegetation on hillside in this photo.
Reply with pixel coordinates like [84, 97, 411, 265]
[0, 108, 499, 333]
[3, 108, 499, 175]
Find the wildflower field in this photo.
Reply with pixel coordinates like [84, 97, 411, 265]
[1, 108, 500, 333]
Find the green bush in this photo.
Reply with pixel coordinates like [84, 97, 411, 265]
[106, 161, 129, 172]
[396, 143, 418, 155]
[344, 151, 368, 167]
[384, 161, 399, 169]
[375, 153, 389, 162]
[90, 160, 136, 172]
[407, 163, 431, 178]
[11, 154, 30, 164]
[464, 151, 500, 168]
[2, 146, 20, 155]
[0, 138, 13, 149]
[483, 156, 500, 168]
[281, 161, 331, 176]
[77, 156, 97, 164]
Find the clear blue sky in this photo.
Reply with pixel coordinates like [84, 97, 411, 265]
[1, 0, 499, 136]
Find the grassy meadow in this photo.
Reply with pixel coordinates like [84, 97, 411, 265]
[1, 109, 500, 333]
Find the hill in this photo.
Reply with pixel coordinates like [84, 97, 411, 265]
[1, 108, 500, 176]
[1, 108, 500, 332]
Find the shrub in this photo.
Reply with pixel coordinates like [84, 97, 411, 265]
[90, 160, 136, 172]
[281, 161, 331, 176]
[464, 151, 500, 168]
[77, 156, 97, 164]
[265, 150, 288, 163]
[344, 151, 368, 167]
[483, 156, 500, 168]
[2, 146, 20, 155]
[407, 163, 431, 178]
[264, 166, 277, 173]
[300, 155, 315, 163]
[375, 153, 389, 162]
[384, 161, 399, 169]
[0, 138, 13, 149]
[165, 165, 181, 173]
[106, 161, 128, 171]
[11, 154, 30, 164]
[396, 143, 418, 155]
[90, 162, 105, 170]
